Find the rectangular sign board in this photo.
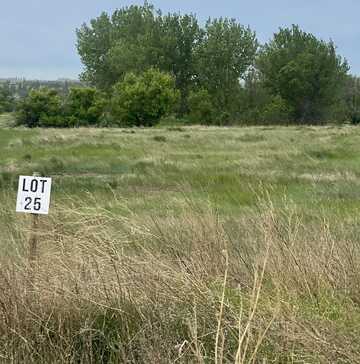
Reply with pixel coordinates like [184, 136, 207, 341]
[16, 176, 52, 215]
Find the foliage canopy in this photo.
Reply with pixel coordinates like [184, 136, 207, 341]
[109, 68, 179, 127]
[257, 25, 349, 122]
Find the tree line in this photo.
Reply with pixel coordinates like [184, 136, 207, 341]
[13, 3, 360, 127]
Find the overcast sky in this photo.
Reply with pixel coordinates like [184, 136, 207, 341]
[1, 0, 359, 80]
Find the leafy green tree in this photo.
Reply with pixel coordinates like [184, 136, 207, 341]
[77, 4, 160, 90]
[235, 68, 269, 123]
[109, 68, 179, 127]
[340, 75, 360, 123]
[77, 4, 201, 115]
[65, 87, 106, 126]
[241, 69, 269, 112]
[258, 95, 293, 124]
[0, 86, 15, 113]
[76, 4, 257, 120]
[76, 12, 114, 89]
[188, 88, 215, 124]
[195, 18, 258, 114]
[106, 4, 162, 82]
[16, 88, 64, 127]
[257, 25, 349, 123]
[158, 13, 202, 114]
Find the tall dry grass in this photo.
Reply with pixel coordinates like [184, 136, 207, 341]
[1, 196, 360, 363]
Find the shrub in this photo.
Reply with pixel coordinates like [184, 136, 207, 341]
[188, 88, 215, 124]
[0, 87, 15, 113]
[64, 87, 106, 126]
[109, 69, 180, 127]
[16, 88, 65, 127]
[153, 135, 167, 142]
[259, 95, 294, 124]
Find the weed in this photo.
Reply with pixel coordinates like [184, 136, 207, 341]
[153, 135, 167, 142]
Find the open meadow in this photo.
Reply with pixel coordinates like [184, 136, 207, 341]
[1, 122, 360, 362]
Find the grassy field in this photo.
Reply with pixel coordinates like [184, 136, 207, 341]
[1, 122, 360, 362]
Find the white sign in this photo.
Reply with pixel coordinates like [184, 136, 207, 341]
[16, 176, 52, 215]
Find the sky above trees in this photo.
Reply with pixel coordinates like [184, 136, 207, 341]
[1, 0, 359, 80]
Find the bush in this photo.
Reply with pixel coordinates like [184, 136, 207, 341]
[16, 88, 65, 127]
[109, 69, 180, 127]
[64, 87, 106, 126]
[16, 87, 108, 128]
[0, 87, 15, 113]
[187, 88, 215, 124]
[259, 95, 294, 124]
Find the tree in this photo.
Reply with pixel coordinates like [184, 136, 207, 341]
[76, 12, 114, 89]
[188, 88, 215, 124]
[0, 85, 15, 113]
[195, 18, 258, 115]
[16, 88, 63, 127]
[257, 25, 349, 123]
[340, 75, 360, 123]
[65, 87, 106, 126]
[158, 13, 202, 114]
[109, 68, 179, 127]
[76, 5, 258, 120]
[77, 5, 201, 116]
[77, 4, 160, 90]
[257, 95, 293, 124]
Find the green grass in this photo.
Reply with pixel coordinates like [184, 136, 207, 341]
[2, 122, 360, 257]
[1, 123, 360, 218]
